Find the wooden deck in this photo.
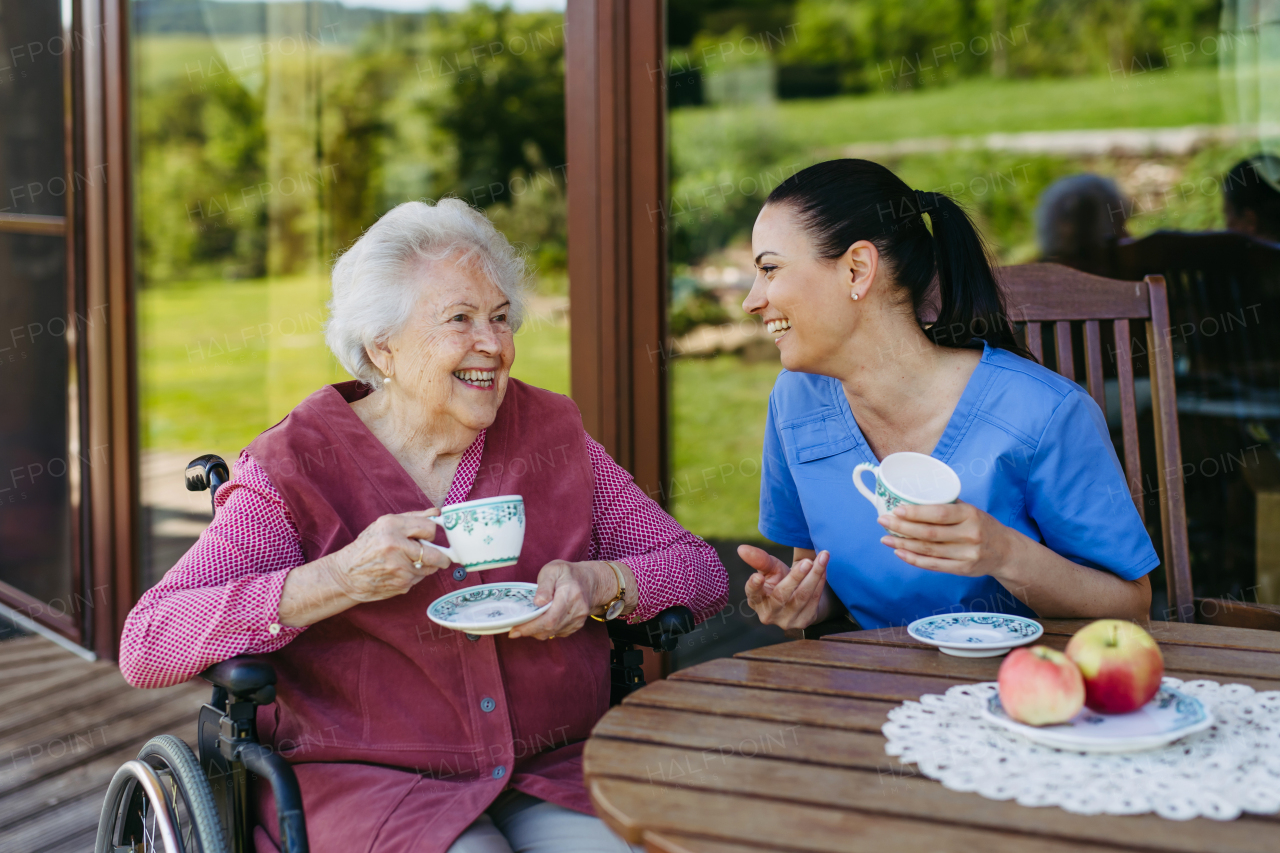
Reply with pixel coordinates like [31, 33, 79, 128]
[0, 634, 208, 852]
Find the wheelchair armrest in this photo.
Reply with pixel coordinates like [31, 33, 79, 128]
[606, 605, 695, 652]
[201, 657, 278, 705]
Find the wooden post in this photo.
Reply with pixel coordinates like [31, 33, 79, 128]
[565, 0, 668, 504]
[81, 0, 139, 659]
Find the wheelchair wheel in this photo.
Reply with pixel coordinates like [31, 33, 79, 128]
[96, 734, 226, 853]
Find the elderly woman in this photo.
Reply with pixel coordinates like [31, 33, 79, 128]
[120, 200, 728, 853]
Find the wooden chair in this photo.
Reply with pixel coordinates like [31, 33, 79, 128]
[996, 263, 1280, 630]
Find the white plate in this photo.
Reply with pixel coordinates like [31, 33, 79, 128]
[906, 612, 1043, 657]
[427, 582, 549, 636]
[982, 684, 1214, 753]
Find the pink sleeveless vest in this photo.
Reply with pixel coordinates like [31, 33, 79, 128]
[246, 379, 606, 852]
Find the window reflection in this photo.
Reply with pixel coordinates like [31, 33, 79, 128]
[0, 0, 73, 617]
[132, 0, 569, 589]
[664, 1, 1263, 624]
[0, 233, 71, 609]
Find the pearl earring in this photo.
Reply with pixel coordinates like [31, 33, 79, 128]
[383, 376, 391, 384]
[852, 291, 859, 301]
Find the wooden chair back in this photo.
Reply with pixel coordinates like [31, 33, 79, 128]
[992, 264, 1193, 620]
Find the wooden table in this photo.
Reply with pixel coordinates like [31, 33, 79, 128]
[582, 619, 1280, 853]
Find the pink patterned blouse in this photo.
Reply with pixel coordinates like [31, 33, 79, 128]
[119, 430, 727, 689]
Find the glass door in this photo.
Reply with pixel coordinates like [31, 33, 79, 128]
[664, 1, 1241, 630]
[130, 0, 570, 588]
[0, 0, 84, 640]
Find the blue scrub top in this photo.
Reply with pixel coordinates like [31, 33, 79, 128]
[758, 342, 1159, 629]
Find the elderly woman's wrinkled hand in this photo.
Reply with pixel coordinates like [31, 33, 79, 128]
[508, 560, 615, 641]
[325, 509, 450, 603]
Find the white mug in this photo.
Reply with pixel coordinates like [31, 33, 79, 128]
[853, 452, 961, 535]
[420, 494, 525, 573]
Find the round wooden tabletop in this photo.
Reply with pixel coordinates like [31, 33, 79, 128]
[583, 619, 1280, 853]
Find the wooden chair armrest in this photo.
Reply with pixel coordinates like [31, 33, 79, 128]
[1195, 598, 1280, 632]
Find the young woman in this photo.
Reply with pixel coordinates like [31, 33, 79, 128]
[739, 159, 1158, 631]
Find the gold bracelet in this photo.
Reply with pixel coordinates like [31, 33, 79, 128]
[590, 561, 627, 621]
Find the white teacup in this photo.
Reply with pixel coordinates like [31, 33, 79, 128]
[853, 452, 960, 535]
[419, 494, 525, 573]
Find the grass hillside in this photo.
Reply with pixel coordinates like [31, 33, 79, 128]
[666, 68, 1233, 540]
[140, 277, 569, 455]
[672, 68, 1223, 150]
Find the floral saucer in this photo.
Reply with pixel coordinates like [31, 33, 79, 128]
[427, 582, 549, 636]
[906, 612, 1043, 657]
[982, 683, 1214, 753]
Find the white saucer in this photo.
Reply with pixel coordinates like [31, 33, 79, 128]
[982, 684, 1213, 753]
[906, 613, 1043, 657]
[427, 582, 549, 636]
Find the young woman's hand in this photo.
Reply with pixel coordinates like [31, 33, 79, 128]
[739, 545, 832, 631]
[877, 502, 1016, 579]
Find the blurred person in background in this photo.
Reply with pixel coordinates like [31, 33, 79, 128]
[1034, 174, 1129, 276]
[1223, 155, 1280, 243]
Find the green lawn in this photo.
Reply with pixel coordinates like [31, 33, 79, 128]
[672, 68, 1223, 150]
[139, 274, 778, 544]
[666, 67, 1235, 542]
[141, 277, 336, 454]
[131, 26, 771, 541]
[140, 68, 1230, 543]
[511, 310, 570, 396]
[669, 355, 783, 542]
[140, 276, 570, 456]
[667, 68, 1234, 271]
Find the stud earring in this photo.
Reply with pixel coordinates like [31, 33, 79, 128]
[852, 291, 859, 301]
[383, 376, 391, 384]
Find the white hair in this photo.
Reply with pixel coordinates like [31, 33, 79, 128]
[325, 198, 529, 387]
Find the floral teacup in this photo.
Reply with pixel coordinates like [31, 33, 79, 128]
[853, 452, 960, 536]
[421, 494, 525, 572]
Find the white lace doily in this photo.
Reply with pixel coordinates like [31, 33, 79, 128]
[882, 677, 1280, 820]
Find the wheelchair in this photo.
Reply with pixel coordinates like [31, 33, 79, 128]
[95, 454, 694, 853]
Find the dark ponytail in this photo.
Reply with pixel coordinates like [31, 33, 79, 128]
[765, 159, 1031, 359]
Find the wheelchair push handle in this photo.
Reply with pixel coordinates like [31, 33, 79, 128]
[186, 453, 230, 516]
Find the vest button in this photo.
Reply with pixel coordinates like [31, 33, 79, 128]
[466, 632, 481, 642]
[453, 567, 467, 581]
[492, 765, 505, 779]
[481, 697, 496, 713]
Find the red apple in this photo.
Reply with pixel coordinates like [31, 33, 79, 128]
[1064, 619, 1164, 714]
[997, 646, 1085, 726]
